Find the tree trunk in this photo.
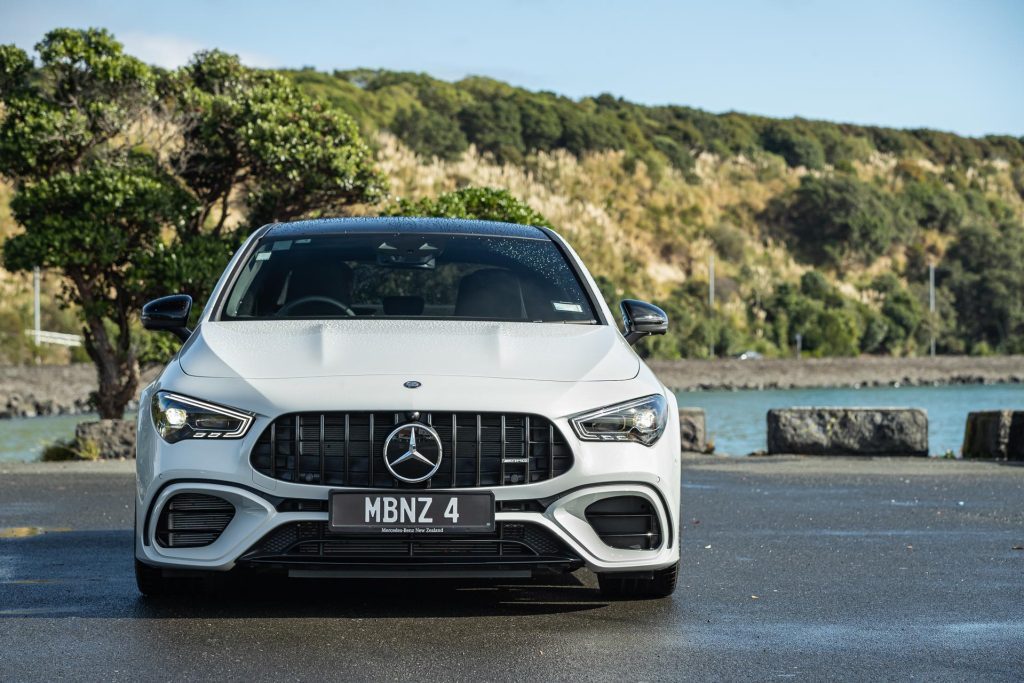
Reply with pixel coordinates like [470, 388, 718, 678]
[89, 341, 140, 420]
[75, 276, 141, 420]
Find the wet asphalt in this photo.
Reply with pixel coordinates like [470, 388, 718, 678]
[0, 457, 1021, 682]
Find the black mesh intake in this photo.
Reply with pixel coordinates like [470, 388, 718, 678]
[250, 412, 573, 488]
[584, 496, 662, 551]
[155, 493, 235, 548]
[239, 521, 579, 564]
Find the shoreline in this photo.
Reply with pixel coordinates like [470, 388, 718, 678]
[0, 356, 1022, 419]
[650, 355, 1024, 391]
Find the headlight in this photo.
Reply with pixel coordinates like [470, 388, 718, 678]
[151, 392, 254, 444]
[570, 394, 668, 446]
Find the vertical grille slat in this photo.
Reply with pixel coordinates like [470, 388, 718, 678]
[451, 413, 458, 488]
[475, 414, 482, 488]
[294, 414, 301, 483]
[524, 416, 532, 485]
[252, 411, 572, 489]
[368, 413, 375, 487]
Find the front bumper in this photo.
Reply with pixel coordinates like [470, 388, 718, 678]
[136, 480, 679, 575]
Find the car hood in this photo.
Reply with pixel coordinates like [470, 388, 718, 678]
[178, 320, 640, 382]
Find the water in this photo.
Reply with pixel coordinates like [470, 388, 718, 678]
[1, 384, 1021, 461]
[676, 383, 1024, 456]
[0, 413, 98, 462]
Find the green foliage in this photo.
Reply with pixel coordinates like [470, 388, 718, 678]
[285, 68, 1023, 176]
[385, 187, 551, 227]
[458, 98, 525, 163]
[392, 107, 468, 160]
[776, 175, 910, 267]
[40, 439, 78, 462]
[2, 37, 1023, 370]
[39, 436, 101, 462]
[899, 178, 966, 232]
[939, 222, 1024, 353]
[761, 279, 862, 356]
[173, 51, 386, 229]
[761, 124, 826, 169]
[0, 30, 384, 417]
[5, 157, 195, 311]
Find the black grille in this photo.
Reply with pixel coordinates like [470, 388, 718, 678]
[155, 493, 235, 548]
[250, 412, 573, 488]
[585, 496, 662, 551]
[240, 521, 577, 562]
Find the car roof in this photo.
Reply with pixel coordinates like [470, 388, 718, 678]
[263, 217, 550, 240]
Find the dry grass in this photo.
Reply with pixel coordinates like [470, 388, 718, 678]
[1, 131, 1021, 363]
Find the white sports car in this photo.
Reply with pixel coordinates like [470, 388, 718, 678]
[135, 217, 680, 598]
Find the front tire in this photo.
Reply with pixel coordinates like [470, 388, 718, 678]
[134, 559, 182, 597]
[597, 560, 679, 599]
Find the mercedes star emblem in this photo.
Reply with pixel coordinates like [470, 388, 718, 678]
[382, 422, 443, 483]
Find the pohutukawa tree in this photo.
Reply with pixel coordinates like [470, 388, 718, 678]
[0, 29, 386, 418]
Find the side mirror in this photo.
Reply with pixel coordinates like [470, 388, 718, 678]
[620, 299, 668, 345]
[142, 294, 193, 343]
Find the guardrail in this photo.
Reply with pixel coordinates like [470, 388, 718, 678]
[24, 329, 83, 347]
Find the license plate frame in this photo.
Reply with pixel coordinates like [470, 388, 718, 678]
[328, 490, 495, 534]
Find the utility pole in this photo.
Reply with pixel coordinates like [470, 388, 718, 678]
[33, 266, 41, 347]
[708, 253, 715, 358]
[928, 262, 936, 357]
[32, 266, 41, 365]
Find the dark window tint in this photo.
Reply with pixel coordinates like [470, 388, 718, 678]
[221, 234, 597, 322]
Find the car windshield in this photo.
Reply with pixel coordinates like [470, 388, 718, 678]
[220, 233, 598, 323]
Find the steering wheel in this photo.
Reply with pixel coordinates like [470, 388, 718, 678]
[276, 296, 356, 317]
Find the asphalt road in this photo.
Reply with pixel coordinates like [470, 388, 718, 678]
[1, 457, 1022, 682]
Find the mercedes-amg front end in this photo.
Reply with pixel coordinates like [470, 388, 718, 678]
[135, 217, 680, 598]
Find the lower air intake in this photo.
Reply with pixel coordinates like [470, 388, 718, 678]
[155, 493, 235, 548]
[584, 496, 662, 550]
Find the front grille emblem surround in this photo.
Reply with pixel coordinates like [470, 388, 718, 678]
[383, 423, 443, 483]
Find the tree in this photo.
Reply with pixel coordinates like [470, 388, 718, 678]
[0, 30, 385, 418]
[391, 106, 468, 160]
[761, 124, 825, 170]
[385, 187, 550, 227]
[779, 175, 908, 267]
[457, 99, 524, 163]
[939, 222, 1024, 352]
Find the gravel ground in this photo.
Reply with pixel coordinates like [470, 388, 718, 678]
[0, 456, 1021, 681]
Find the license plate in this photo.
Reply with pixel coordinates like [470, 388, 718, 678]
[329, 491, 494, 534]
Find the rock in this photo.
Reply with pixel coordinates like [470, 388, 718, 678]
[767, 408, 928, 456]
[962, 411, 1024, 460]
[35, 399, 57, 416]
[74, 419, 137, 459]
[678, 408, 706, 452]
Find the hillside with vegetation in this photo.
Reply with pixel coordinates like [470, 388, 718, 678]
[286, 68, 1024, 359]
[2, 30, 1023, 383]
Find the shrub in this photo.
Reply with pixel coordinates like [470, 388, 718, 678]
[391, 107, 468, 161]
[761, 124, 825, 170]
[777, 175, 908, 267]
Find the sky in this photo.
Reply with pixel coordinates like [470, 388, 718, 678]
[1, 0, 1021, 137]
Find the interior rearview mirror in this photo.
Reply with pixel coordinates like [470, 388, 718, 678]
[142, 294, 193, 343]
[620, 299, 668, 345]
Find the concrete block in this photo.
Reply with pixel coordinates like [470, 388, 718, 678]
[767, 408, 928, 456]
[678, 408, 706, 452]
[962, 411, 1024, 460]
